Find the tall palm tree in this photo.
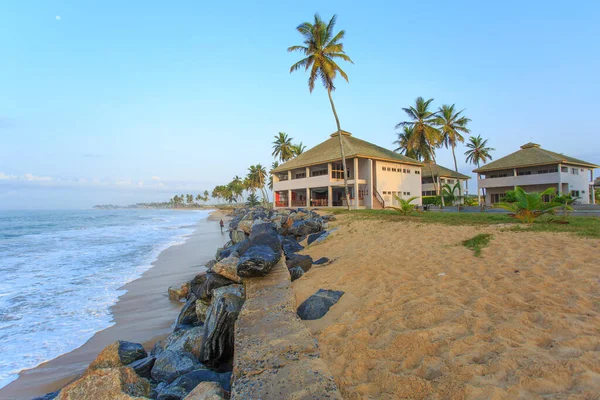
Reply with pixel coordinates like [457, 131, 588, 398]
[464, 135, 495, 168]
[272, 132, 294, 162]
[436, 104, 471, 172]
[289, 13, 353, 210]
[393, 126, 429, 161]
[203, 190, 209, 203]
[465, 135, 495, 207]
[291, 142, 306, 157]
[268, 161, 279, 191]
[396, 97, 442, 194]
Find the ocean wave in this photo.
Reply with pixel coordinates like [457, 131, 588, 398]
[0, 209, 210, 389]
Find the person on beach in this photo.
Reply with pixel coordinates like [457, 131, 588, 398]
[219, 219, 224, 232]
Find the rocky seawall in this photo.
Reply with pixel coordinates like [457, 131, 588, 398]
[34, 207, 343, 400]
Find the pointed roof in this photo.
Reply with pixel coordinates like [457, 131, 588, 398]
[272, 131, 423, 172]
[421, 163, 470, 180]
[473, 143, 599, 173]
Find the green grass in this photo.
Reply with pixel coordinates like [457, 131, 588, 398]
[326, 209, 600, 238]
[462, 233, 493, 257]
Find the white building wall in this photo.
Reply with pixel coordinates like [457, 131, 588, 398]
[560, 165, 593, 204]
[374, 161, 422, 206]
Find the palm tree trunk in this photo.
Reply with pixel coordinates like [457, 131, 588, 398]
[452, 144, 461, 211]
[427, 147, 444, 208]
[327, 88, 350, 210]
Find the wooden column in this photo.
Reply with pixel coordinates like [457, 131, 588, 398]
[287, 189, 291, 208]
[353, 158, 359, 209]
[306, 187, 310, 208]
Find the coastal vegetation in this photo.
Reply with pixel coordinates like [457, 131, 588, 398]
[462, 233, 493, 257]
[387, 195, 420, 216]
[493, 186, 564, 223]
[289, 13, 354, 210]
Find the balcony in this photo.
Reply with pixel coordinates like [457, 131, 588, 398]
[478, 172, 560, 188]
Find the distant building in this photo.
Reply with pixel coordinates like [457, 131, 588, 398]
[421, 163, 471, 200]
[473, 142, 598, 205]
[272, 131, 423, 209]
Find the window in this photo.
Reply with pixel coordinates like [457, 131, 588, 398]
[392, 168, 397, 172]
[572, 168, 579, 175]
[387, 167, 392, 171]
[571, 190, 580, 197]
[447, 179, 455, 184]
[491, 193, 501, 204]
[415, 170, 420, 175]
[332, 163, 350, 179]
[382, 166, 385, 171]
[310, 169, 327, 177]
[278, 173, 289, 181]
[517, 171, 531, 176]
[561, 166, 568, 172]
[294, 172, 306, 179]
[406, 169, 411, 173]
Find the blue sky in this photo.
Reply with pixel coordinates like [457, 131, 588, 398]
[1, 0, 599, 209]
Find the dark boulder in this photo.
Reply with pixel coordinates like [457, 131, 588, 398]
[116, 341, 147, 365]
[297, 289, 344, 320]
[128, 356, 156, 379]
[151, 340, 165, 357]
[175, 294, 198, 330]
[87, 340, 148, 371]
[286, 253, 313, 273]
[200, 285, 245, 368]
[190, 273, 234, 302]
[237, 245, 280, 277]
[288, 219, 322, 237]
[151, 350, 203, 384]
[289, 266, 304, 282]
[246, 225, 281, 254]
[250, 221, 276, 236]
[281, 235, 304, 257]
[32, 390, 60, 400]
[205, 259, 217, 272]
[156, 369, 232, 400]
[307, 230, 327, 245]
[313, 257, 330, 265]
[164, 325, 204, 359]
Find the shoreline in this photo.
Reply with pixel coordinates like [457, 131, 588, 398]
[0, 210, 230, 400]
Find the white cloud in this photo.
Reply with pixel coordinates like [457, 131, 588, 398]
[24, 173, 53, 181]
[0, 172, 16, 180]
[151, 176, 161, 181]
[56, 15, 61, 20]
[137, 181, 144, 187]
[115, 179, 132, 186]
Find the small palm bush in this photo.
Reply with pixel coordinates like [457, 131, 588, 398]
[245, 193, 260, 207]
[493, 187, 562, 223]
[387, 195, 420, 216]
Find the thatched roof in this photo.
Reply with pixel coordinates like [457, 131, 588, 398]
[473, 142, 599, 173]
[421, 163, 471, 180]
[272, 131, 423, 173]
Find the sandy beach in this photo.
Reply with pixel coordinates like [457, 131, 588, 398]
[0, 211, 230, 400]
[294, 215, 600, 399]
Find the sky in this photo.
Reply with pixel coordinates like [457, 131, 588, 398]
[1, 0, 599, 209]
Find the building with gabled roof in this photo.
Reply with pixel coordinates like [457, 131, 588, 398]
[473, 142, 598, 205]
[272, 131, 424, 209]
[421, 163, 471, 199]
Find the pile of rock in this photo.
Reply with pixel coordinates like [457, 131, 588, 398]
[37, 207, 341, 400]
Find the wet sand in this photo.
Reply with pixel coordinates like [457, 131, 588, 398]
[0, 211, 230, 400]
[294, 215, 600, 399]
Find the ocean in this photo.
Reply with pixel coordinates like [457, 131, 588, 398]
[0, 209, 211, 389]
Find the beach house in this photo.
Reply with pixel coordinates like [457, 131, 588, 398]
[473, 142, 598, 205]
[421, 163, 471, 199]
[272, 131, 423, 209]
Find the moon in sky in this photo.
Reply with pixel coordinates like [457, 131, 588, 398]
[56, 15, 61, 20]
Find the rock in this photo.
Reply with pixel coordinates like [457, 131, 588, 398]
[57, 367, 150, 400]
[237, 245, 281, 277]
[128, 356, 155, 379]
[229, 229, 246, 245]
[246, 226, 281, 254]
[32, 390, 60, 400]
[313, 257, 330, 265]
[297, 289, 344, 321]
[151, 350, 203, 384]
[322, 214, 336, 221]
[288, 219, 322, 237]
[190, 273, 234, 302]
[87, 341, 147, 371]
[168, 282, 190, 302]
[152, 382, 167, 399]
[285, 253, 312, 272]
[183, 381, 225, 400]
[165, 326, 205, 359]
[281, 235, 304, 257]
[195, 299, 210, 323]
[211, 255, 242, 283]
[205, 259, 217, 271]
[200, 285, 245, 367]
[308, 228, 337, 246]
[157, 370, 231, 400]
[176, 294, 199, 330]
[288, 266, 304, 282]
[237, 219, 253, 235]
[151, 341, 165, 357]
[249, 221, 276, 235]
[307, 230, 327, 245]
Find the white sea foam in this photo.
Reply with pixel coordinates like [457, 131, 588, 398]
[0, 209, 210, 389]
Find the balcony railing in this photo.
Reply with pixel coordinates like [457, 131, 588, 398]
[291, 200, 306, 207]
[275, 201, 288, 207]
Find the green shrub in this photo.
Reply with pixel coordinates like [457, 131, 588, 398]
[422, 196, 441, 206]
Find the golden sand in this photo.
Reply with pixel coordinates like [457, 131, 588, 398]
[293, 216, 600, 399]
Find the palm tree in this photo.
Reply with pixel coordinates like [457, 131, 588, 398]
[465, 135, 495, 207]
[396, 97, 441, 195]
[464, 135, 495, 168]
[272, 132, 294, 162]
[268, 161, 279, 191]
[247, 164, 269, 203]
[387, 195, 420, 216]
[245, 193, 260, 207]
[289, 13, 354, 210]
[203, 190, 210, 203]
[292, 142, 306, 157]
[393, 126, 429, 161]
[494, 187, 561, 223]
[436, 104, 471, 172]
